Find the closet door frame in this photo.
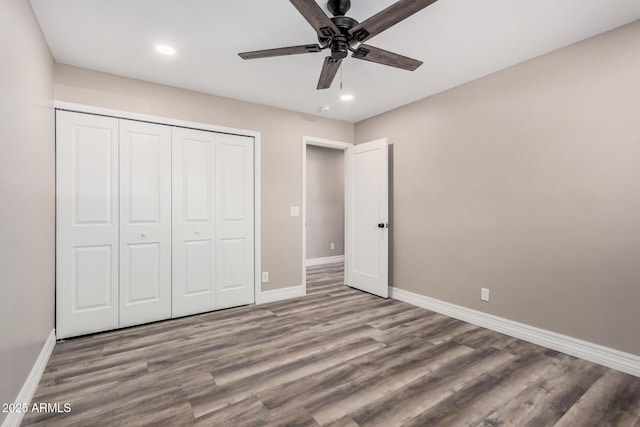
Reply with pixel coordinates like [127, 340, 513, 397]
[55, 102, 263, 309]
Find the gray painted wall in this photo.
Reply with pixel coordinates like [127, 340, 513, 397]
[355, 21, 640, 356]
[54, 64, 354, 291]
[0, 0, 55, 420]
[306, 145, 345, 260]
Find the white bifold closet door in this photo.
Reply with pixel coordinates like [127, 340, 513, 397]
[119, 120, 172, 327]
[171, 127, 217, 317]
[172, 128, 254, 317]
[56, 111, 120, 339]
[215, 133, 255, 309]
[57, 111, 255, 337]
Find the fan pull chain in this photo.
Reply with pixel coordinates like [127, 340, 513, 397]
[340, 65, 343, 91]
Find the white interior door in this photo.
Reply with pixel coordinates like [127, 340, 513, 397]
[346, 138, 389, 298]
[216, 134, 255, 309]
[171, 127, 217, 317]
[119, 120, 172, 327]
[56, 111, 120, 338]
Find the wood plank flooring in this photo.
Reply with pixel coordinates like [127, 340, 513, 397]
[22, 263, 640, 426]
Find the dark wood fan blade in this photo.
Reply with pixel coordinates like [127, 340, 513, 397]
[317, 57, 342, 89]
[349, 0, 438, 43]
[239, 44, 322, 60]
[351, 44, 423, 71]
[290, 0, 340, 38]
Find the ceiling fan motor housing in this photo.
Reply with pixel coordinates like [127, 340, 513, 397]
[317, 15, 359, 60]
[330, 37, 349, 59]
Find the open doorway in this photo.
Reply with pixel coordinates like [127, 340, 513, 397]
[306, 146, 345, 263]
[302, 137, 353, 294]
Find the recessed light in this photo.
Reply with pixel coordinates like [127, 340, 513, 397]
[340, 94, 354, 101]
[155, 45, 176, 55]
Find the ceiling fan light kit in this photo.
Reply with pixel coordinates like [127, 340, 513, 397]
[238, 0, 437, 90]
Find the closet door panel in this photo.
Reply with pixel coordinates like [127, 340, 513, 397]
[56, 111, 119, 339]
[218, 238, 247, 294]
[184, 240, 213, 294]
[73, 246, 113, 310]
[125, 243, 161, 302]
[216, 134, 255, 308]
[172, 127, 217, 317]
[119, 120, 172, 327]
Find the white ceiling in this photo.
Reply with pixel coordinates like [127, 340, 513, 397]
[30, 0, 640, 123]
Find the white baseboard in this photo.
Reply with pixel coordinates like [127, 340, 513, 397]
[257, 285, 306, 305]
[305, 255, 345, 266]
[390, 287, 640, 378]
[2, 329, 56, 427]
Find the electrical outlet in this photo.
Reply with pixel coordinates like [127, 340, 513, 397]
[262, 272, 269, 283]
[330, 243, 335, 250]
[481, 288, 490, 302]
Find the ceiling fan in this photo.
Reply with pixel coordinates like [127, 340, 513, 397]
[238, 0, 438, 89]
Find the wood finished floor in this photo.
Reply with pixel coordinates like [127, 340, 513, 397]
[23, 263, 640, 426]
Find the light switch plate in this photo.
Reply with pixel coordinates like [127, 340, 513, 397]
[290, 206, 300, 217]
